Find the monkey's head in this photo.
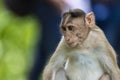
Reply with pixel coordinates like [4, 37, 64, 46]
[60, 9, 95, 48]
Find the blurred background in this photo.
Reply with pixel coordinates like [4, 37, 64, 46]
[0, 0, 120, 80]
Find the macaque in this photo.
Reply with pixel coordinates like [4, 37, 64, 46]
[43, 9, 120, 80]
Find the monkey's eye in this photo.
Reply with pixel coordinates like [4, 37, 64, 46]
[68, 26, 73, 31]
[62, 27, 66, 31]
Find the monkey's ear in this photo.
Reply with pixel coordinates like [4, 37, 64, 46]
[85, 12, 95, 28]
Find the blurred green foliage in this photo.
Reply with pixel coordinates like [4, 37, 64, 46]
[0, 1, 39, 80]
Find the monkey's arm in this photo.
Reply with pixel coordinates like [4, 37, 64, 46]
[99, 73, 110, 80]
[54, 68, 67, 80]
[94, 28, 120, 80]
[43, 53, 66, 80]
[43, 38, 67, 80]
[98, 45, 120, 80]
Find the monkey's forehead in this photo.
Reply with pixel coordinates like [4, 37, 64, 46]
[61, 17, 85, 27]
[62, 9, 86, 18]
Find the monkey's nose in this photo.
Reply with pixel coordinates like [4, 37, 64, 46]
[66, 38, 70, 42]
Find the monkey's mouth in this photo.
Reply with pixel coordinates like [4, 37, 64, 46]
[66, 42, 78, 48]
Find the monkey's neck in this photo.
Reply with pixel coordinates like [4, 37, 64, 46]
[91, 25, 99, 30]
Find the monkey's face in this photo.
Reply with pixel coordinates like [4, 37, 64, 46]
[61, 18, 90, 48]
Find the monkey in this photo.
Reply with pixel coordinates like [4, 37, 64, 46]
[42, 9, 120, 80]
